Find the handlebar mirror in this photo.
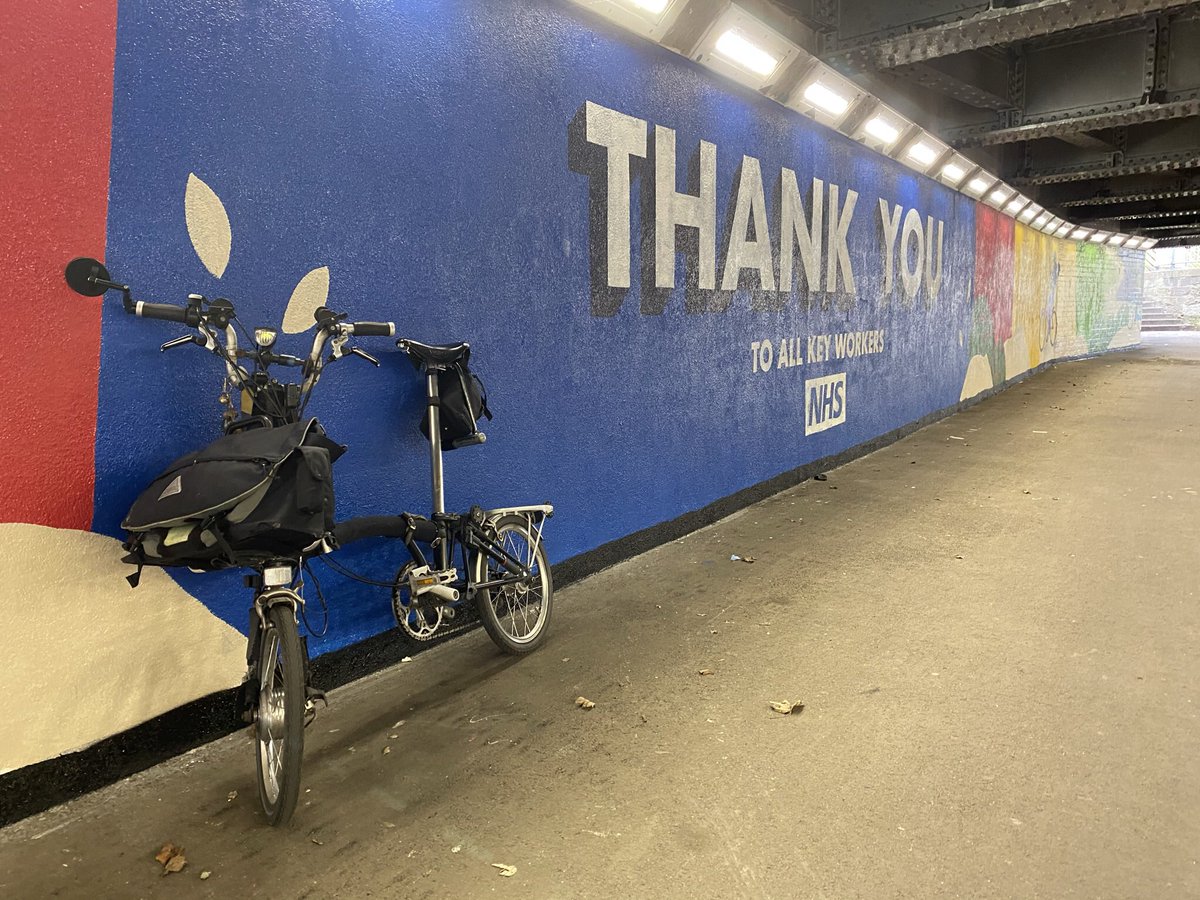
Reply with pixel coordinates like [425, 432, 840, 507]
[65, 257, 113, 297]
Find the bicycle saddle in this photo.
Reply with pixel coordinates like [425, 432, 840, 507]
[397, 339, 470, 368]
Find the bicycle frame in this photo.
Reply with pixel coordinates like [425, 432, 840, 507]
[407, 365, 551, 595]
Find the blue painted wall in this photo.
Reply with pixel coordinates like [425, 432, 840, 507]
[93, 0, 1132, 657]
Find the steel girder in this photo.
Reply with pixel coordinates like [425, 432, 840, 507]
[1013, 154, 1200, 185]
[1106, 207, 1200, 220]
[826, 0, 1199, 70]
[888, 61, 1014, 110]
[1059, 186, 1200, 205]
[949, 99, 1200, 146]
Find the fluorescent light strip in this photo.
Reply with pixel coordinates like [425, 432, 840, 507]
[907, 141, 938, 166]
[1071, 229, 1089, 239]
[967, 176, 991, 194]
[863, 117, 899, 145]
[627, 0, 670, 13]
[941, 162, 966, 183]
[1089, 232, 1108, 242]
[714, 30, 779, 78]
[990, 188, 1010, 204]
[802, 80, 849, 115]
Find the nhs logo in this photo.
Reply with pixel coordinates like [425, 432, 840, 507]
[805, 373, 846, 435]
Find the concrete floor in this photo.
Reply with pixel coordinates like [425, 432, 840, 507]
[2, 333, 1198, 899]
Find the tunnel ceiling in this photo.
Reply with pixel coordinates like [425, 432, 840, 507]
[770, 0, 1200, 247]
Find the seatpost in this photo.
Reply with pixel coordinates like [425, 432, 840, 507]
[426, 369, 445, 515]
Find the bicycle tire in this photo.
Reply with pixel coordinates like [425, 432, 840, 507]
[472, 514, 553, 654]
[254, 601, 306, 826]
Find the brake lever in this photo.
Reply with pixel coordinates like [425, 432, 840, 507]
[160, 335, 202, 353]
[349, 347, 380, 366]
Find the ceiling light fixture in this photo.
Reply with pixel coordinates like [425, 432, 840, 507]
[941, 163, 966, 183]
[802, 80, 849, 115]
[863, 117, 900, 145]
[907, 141, 938, 166]
[714, 30, 779, 78]
[625, 0, 670, 12]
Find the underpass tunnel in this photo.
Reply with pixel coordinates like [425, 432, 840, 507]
[0, 2, 1197, 894]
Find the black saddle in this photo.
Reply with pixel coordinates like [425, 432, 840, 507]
[397, 339, 470, 369]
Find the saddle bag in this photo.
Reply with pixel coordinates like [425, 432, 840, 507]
[420, 355, 493, 450]
[122, 418, 344, 571]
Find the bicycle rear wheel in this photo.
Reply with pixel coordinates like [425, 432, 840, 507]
[473, 514, 553, 654]
[254, 602, 305, 826]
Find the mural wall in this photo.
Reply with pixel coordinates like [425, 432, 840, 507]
[0, 0, 1142, 778]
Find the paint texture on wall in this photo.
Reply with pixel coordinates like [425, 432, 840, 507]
[0, 0, 1143, 775]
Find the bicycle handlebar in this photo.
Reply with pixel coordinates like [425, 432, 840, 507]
[134, 300, 199, 326]
[347, 322, 395, 337]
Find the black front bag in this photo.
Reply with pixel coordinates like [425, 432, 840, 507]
[420, 356, 493, 449]
[122, 418, 344, 571]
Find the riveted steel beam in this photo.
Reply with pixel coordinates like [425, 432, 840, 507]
[1151, 233, 1200, 245]
[1060, 185, 1200, 205]
[1106, 206, 1200, 220]
[827, 0, 1200, 70]
[1013, 153, 1200, 185]
[949, 99, 1200, 146]
[1057, 132, 1115, 149]
[889, 62, 1014, 110]
[1134, 221, 1200, 231]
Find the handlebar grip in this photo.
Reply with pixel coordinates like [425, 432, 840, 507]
[349, 322, 395, 337]
[135, 301, 190, 324]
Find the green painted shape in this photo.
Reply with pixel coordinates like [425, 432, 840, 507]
[1074, 244, 1128, 354]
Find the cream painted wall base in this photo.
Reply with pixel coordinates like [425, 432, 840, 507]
[1109, 323, 1141, 349]
[960, 354, 994, 402]
[0, 523, 245, 774]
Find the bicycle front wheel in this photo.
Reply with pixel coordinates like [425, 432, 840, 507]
[254, 602, 306, 826]
[473, 514, 553, 654]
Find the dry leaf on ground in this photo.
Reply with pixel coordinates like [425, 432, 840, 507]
[698, 669, 714, 676]
[154, 843, 177, 865]
[200, 871, 211, 880]
[575, 696, 595, 710]
[769, 700, 805, 715]
[492, 863, 517, 877]
[162, 853, 187, 875]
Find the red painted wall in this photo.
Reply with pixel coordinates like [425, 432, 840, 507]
[0, 0, 117, 528]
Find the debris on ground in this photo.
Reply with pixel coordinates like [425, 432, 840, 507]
[698, 669, 714, 676]
[729, 554, 756, 563]
[769, 701, 805, 715]
[226, 790, 237, 802]
[451, 845, 462, 854]
[492, 863, 517, 877]
[949, 436, 965, 441]
[813, 473, 828, 481]
[575, 696, 596, 710]
[200, 871, 211, 880]
[154, 843, 187, 875]
[382, 746, 391, 755]
[401, 656, 413, 663]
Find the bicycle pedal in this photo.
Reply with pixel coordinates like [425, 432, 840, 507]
[306, 686, 329, 708]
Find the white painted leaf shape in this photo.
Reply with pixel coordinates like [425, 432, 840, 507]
[184, 173, 231, 278]
[283, 266, 330, 333]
